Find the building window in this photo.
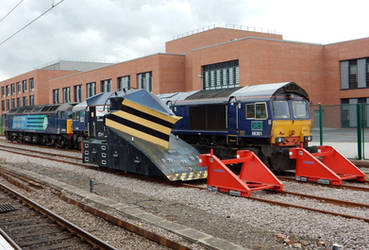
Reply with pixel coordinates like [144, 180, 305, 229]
[1, 100, 4, 111]
[22, 80, 27, 92]
[349, 60, 358, 89]
[137, 72, 152, 92]
[341, 58, 369, 90]
[6, 85, 9, 96]
[202, 60, 239, 90]
[16, 82, 20, 93]
[6, 100, 9, 110]
[1, 86, 4, 97]
[118, 76, 130, 91]
[11, 83, 15, 95]
[16, 97, 20, 107]
[63, 87, 71, 103]
[74, 85, 82, 102]
[29, 78, 34, 91]
[23, 96, 27, 106]
[29, 95, 34, 106]
[11, 98, 15, 108]
[367, 59, 369, 87]
[87, 82, 96, 97]
[53, 89, 60, 104]
[101, 79, 112, 93]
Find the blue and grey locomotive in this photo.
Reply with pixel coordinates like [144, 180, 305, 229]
[159, 82, 312, 171]
[5, 103, 75, 147]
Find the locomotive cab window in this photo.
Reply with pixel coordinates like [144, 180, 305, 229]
[246, 103, 267, 119]
[255, 103, 267, 119]
[246, 104, 255, 118]
[273, 100, 290, 119]
[292, 100, 309, 119]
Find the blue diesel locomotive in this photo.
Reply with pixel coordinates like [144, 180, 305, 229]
[5, 103, 75, 147]
[159, 82, 312, 171]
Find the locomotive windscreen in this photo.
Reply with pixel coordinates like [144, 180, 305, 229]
[189, 104, 226, 130]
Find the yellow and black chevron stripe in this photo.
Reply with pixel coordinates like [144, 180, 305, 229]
[105, 99, 181, 149]
[166, 170, 208, 181]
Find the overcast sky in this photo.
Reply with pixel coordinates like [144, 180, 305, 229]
[0, 0, 368, 81]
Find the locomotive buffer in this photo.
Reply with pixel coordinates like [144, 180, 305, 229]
[82, 90, 207, 181]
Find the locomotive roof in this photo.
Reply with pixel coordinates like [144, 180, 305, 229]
[161, 82, 309, 105]
[7, 103, 74, 114]
[84, 89, 174, 115]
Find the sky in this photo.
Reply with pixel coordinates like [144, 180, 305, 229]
[0, 0, 368, 81]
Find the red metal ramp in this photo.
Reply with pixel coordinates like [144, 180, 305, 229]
[289, 146, 366, 185]
[199, 150, 283, 197]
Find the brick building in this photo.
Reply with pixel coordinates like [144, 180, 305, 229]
[1, 27, 369, 124]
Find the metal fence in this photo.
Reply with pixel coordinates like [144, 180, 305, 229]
[311, 104, 369, 160]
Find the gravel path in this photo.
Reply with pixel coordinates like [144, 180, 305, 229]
[0, 147, 368, 249]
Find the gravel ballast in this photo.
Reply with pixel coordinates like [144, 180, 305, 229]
[0, 147, 368, 249]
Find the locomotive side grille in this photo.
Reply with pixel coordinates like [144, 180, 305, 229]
[189, 104, 226, 130]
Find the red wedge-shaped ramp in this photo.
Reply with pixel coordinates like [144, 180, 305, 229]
[289, 146, 366, 185]
[199, 150, 283, 197]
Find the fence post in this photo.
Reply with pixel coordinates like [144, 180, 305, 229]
[357, 103, 362, 160]
[319, 104, 323, 146]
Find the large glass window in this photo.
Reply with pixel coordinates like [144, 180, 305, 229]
[292, 100, 309, 119]
[29, 78, 34, 91]
[16, 97, 20, 107]
[29, 95, 34, 106]
[202, 60, 239, 90]
[1, 100, 4, 111]
[11, 83, 15, 95]
[6, 100, 9, 110]
[23, 96, 27, 106]
[101, 79, 112, 92]
[349, 60, 358, 89]
[87, 82, 96, 97]
[367, 59, 369, 87]
[117, 76, 130, 91]
[341, 58, 369, 89]
[74, 85, 82, 102]
[63, 87, 70, 103]
[1, 86, 4, 97]
[16, 82, 20, 93]
[11, 98, 15, 108]
[273, 100, 290, 119]
[137, 72, 152, 92]
[53, 89, 60, 104]
[6, 85, 9, 96]
[22, 80, 27, 92]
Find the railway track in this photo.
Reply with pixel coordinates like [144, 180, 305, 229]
[0, 158, 194, 249]
[0, 182, 116, 249]
[1, 143, 369, 225]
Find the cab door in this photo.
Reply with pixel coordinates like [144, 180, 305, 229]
[57, 111, 67, 134]
[227, 101, 238, 133]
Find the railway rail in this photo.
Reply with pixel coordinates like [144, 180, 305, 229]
[1, 144, 369, 227]
[0, 159, 195, 249]
[0, 182, 116, 249]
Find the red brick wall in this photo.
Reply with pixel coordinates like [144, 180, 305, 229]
[0, 69, 76, 115]
[166, 27, 283, 54]
[323, 38, 369, 105]
[185, 38, 325, 104]
[48, 54, 185, 103]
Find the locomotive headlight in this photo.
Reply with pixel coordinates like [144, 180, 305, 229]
[304, 136, 312, 142]
[275, 137, 285, 143]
